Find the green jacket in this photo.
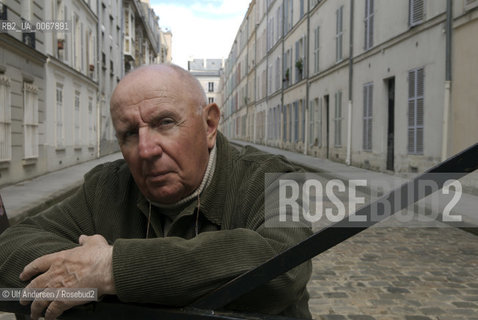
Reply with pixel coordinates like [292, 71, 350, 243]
[0, 133, 312, 318]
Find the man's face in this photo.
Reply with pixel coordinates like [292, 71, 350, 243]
[111, 68, 214, 204]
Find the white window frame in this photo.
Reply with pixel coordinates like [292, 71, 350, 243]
[23, 83, 39, 159]
[363, 82, 373, 151]
[334, 91, 343, 147]
[74, 91, 81, 147]
[0, 76, 12, 161]
[409, 0, 425, 27]
[314, 26, 320, 74]
[88, 97, 95, 146]
[56, 84, 64, 148]
[336, 6, 344, 62]
[364, 0, 374, 50]
[408, 68, 424, 154]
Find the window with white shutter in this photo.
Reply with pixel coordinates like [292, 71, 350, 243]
[408, 68, 424, 154]
[74, 91, 81, 146]
[336, 6, 344, 62]
[0, 76, 11, 161]
[334, 91, 343, 147]
[88, 97, 95, 146]
[309, 100, 315, 146]
[409, 0, 424, 27]
[282, 105, 287, 142]
[294, 101, 299, 142]
[314, 26, 320, 74]
[56, 84, 64, 148]
[23, 82, 39, 159]
[363, 83, 373, 151]
[364, 0, 374, 50]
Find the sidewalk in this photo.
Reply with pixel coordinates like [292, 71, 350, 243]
[0, 152, 123, 223]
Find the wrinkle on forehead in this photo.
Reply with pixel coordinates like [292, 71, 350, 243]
[111, 64, 206, 110]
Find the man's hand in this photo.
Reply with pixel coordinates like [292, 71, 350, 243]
[19, 234, 116, 320]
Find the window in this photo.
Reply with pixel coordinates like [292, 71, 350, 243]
[364, 0, 374, 50]
[309, 100, 315, 146]
[293, 101, 299, 142]
[309, 98, 321, 147]
[74, 91, 80, 146]
[334, 91, 343, 147]
[275, 57, 281, 92]
[0, 76, 11, 161]
[276, 6, 282, 42]
[275, 106, 280, 140]
[363, 83, 373, 151]
[208, 97, 214, 104]
[316, 98, 322, 147]
[208, 82, 214, 92]
[408, 68, 424, 154]
[314, 26, 320, 74]
[409, 0, 424, 27]
[23, 82, 39, 159]
[268, 64, 273, 95]
[300, 0, 305, 19]
[336, 6, 344, 62]
[284, 0, 293, 33]
[74, 15, 81, 71]
[288, 104, 293, 142]
[88, 97, 95, 146]
[301, 100, 305, 142]
[295, 37, 305, 83]
[56, 84, 64, 147]
[282, 105, 287, 142]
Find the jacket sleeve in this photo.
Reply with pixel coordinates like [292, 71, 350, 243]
[0, 165, 104, 288]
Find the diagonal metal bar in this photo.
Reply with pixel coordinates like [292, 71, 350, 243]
[191, 142, 478, 310]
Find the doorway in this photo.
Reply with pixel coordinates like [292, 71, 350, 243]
[386, 78, 395, 171]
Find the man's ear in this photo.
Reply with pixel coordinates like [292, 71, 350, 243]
[204, 103, 220, 149]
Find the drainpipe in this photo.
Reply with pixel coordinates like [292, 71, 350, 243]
[442, 0, 452, 161]
[346, 0, 354, 166]
[280, 0, 285, 148]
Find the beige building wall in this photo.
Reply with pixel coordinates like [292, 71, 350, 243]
[450, 3, 478, 155]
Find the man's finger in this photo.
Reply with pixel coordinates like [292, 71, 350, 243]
[20, 253, 56, 281]
[19, 272, 53, 305]
[78, 234, 89, 245]
[45, 300, 68, 320]
[30, 298, 50, 320]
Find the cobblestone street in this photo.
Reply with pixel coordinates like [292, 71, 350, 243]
[308, 224, 478, 320]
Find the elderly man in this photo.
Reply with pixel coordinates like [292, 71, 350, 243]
[0, 64, 312, 319]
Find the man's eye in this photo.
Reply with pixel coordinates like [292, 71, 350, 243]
[156, 118, 176, 127]
[120, 130, 138, 142]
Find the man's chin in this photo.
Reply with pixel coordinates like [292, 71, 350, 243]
[146, 187, 184, 205]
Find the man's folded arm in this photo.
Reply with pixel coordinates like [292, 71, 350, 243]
[0, 166, 103, 288]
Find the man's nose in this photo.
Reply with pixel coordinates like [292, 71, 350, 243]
[138, 127, 162, 160]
